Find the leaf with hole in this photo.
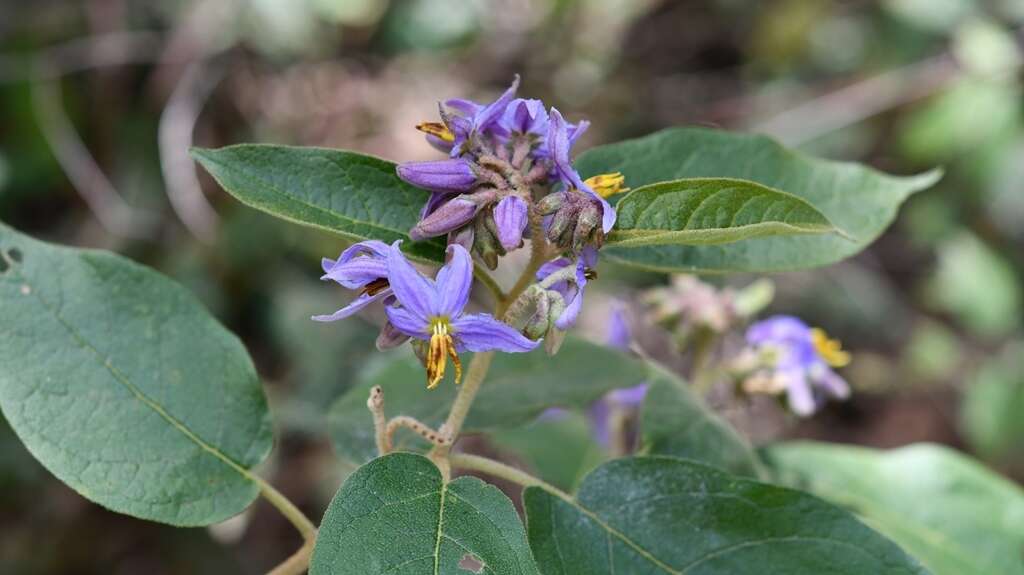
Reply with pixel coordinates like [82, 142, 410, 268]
[310, 452, 539, 575]
[327, 338, 649, 464]
[191, 144, 446, 263]
[524, 456, 928, 574]
[576, 127, 940, 272]
[764, 441, 1024, 575]
[607, 178, 840, 248]
[0, 222, 272, 526]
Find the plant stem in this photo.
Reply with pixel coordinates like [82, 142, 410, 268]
[431, 351, 495, 466]
[497, 216, 549, 318]
[450, 453, 573, 502]
[255, 477, 317, 575]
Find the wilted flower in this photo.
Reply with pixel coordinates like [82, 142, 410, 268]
[384, 241, 538, 388]
[534, 247, 597, 331]
[547, 109, 616, 235]
[739, 315, 851, 416]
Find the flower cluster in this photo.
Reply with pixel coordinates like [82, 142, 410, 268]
[735, 315, 851, 416]
[398, 75, 625, 264]
[315, 76, 627, 387]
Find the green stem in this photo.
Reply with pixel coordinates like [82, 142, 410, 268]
[497, 215, 549, 319]
[450, 453, 573, 502]
[255, 477, 317, 575]
[432, 351, 495, 464]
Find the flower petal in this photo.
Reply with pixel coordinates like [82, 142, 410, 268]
[452, 313, 539, 353]
[608, 383, 649, 407]
[474, 75, 520, 133]
[386, 241, 436, 321]
[321, 256, 388, 289]
[311, 289, 390, 322]
[385, 305, 430, 340]
[494, 195, 528, 250]
[784, 370, 817, 416]
[434, 244, 474, 318]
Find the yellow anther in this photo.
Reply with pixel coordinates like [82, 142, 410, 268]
[811, 328, 851, 368]
[426, 319, 460, 389]
[584, 172, 629, 199]
[416, 122, 455, 143]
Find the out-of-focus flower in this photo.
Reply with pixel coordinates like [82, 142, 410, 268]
[738, 315, 851, 416]
[645, 275, 739, 334]
[383, 241, 538, 388]
[589, 304, 648, 447]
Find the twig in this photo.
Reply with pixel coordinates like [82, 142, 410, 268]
[450, 453, 573, 502]
[367, 386, 388, 455]
[158, 59, 221, 242]
[30, 61, 159, 239]
[385, 415, 452, 449]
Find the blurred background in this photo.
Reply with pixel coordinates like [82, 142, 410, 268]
[1, 0, 1023, 573]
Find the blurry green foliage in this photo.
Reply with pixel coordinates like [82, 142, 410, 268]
[925, 232, 1021, 338]
[960, 341, 1024, 463]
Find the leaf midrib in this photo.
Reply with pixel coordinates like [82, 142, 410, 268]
[15, 261, 257, 483]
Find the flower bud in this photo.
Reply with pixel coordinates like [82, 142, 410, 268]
[473, 215, 503, 270]
[376, 320, 410, 350]
[573, 203, 602, 251]
[411, 196, 479, 240]
[494, 196, 528, 251]
[397, 158, 477, 193]
[536, 192, 567, 216]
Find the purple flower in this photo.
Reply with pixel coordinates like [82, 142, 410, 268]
[536, 247, 597, 330]
[494, 195, 528, 250]
[589, 385, 648, 448]
[500, 98, 549, 137]
[312, 240, 392, 322]
[441, 76, 520, 156]
[606, 302, 631, 351]
[548, 109, 615, 233]
[743, 315, 851, 416]
[384, 241, 539, 388]
[397, 158, 477, 193]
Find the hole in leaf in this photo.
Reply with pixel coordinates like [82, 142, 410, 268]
[458, 554, 485, 573]
[0, 257, 8, 273]
[7, 248, 22, 263]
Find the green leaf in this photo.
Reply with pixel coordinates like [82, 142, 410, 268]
[960, 342, 1024, 462]
[490, 411, 607, 492]
[310, 452, 539, 575]
[524, 456, 927, 574]
[328, 338, 648, 464]
[764, 441, 1024, 575]
[191, 145, 446, 262]
[576, 127, 940, 273]
[640, 371, 762, 477]
[0, 223, 272, 526]
[607, 178, 840, 248]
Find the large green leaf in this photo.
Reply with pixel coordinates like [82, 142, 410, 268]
[764, 441, 1024, 575]
[310, 452, 539, 575]
[524, 456, 927, 575]
[0, 223, 272, 526]
[328, 338, 648, 464]
[576, 127, 940, 272]
[639, 371, 762, 478]
[608, 178, 839, 247]
[191, 145, 446, 262]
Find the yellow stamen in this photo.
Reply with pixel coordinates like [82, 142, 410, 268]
[811, 328, 851, 368]
[426, 319, 460, 389]
[416, 122, 455, 143]
[584, 172, 629, 199]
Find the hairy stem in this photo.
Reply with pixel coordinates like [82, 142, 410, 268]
[429, 351, 495, 469]
[367, 386, 388, 455]
[450, 453, 573, 501]
[497, 216, 549, 319]
[256, 478, 317, 575]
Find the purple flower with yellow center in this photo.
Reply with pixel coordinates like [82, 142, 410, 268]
[312, 240, 392, 322]
[742, 315, 851, 417]
[384, 241, 539, 388]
